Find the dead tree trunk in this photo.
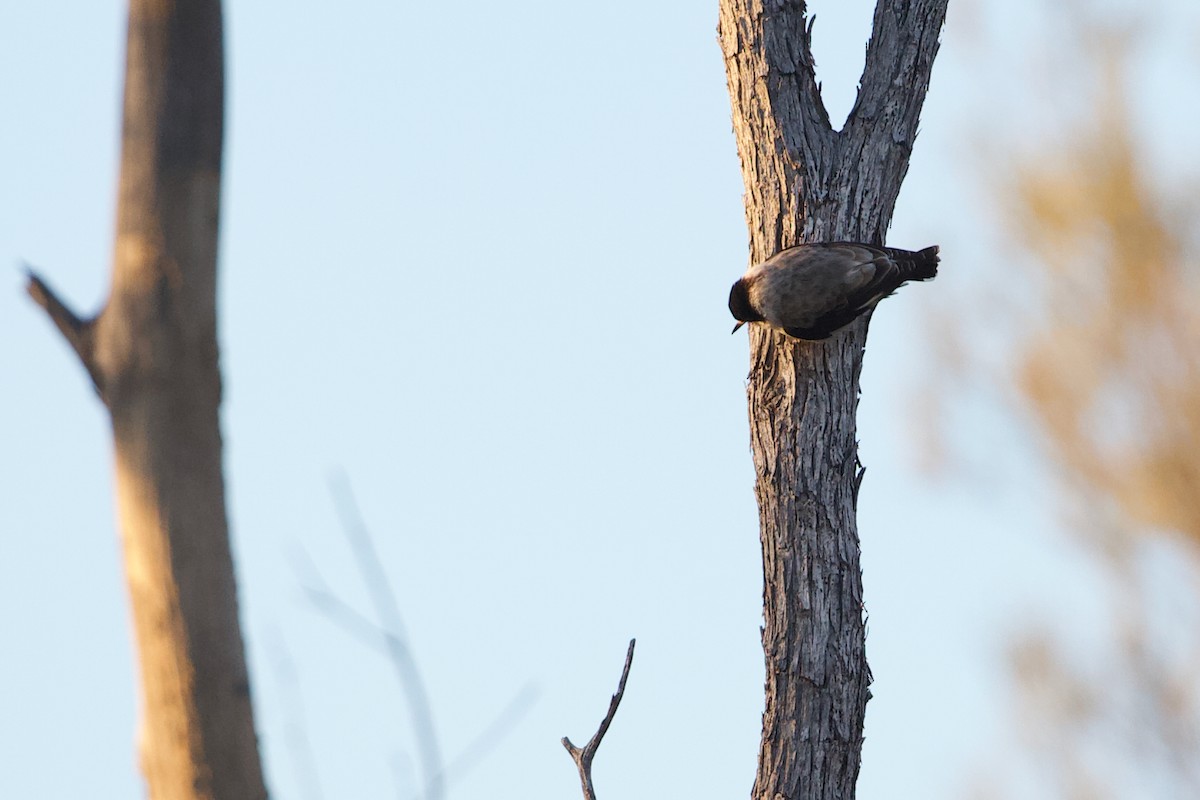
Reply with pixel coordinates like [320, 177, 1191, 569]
[27, 1, 266, 798]
[717, 2, 948, 798]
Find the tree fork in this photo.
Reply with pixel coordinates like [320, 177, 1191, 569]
[27, 1, 266, 797]
[717, 2, 948, 798]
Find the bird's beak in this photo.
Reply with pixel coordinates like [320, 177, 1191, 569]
[731, 321, 745, 334]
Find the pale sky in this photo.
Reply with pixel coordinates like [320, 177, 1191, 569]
[2, 2, 1198, 799]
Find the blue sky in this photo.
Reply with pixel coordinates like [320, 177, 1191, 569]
[3, 1, 1198, 798]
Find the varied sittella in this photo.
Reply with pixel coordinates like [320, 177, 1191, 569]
[729, 242, 940, 340]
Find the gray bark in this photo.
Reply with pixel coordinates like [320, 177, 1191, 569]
[717, 2, 948, 798]
[27, 1, 266, 797]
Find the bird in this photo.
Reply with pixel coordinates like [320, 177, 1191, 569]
[728, 242, 940, 340]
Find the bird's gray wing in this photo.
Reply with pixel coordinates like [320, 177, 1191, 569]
[822, 243, 900, 309]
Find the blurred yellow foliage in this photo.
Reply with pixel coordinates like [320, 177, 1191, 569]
[1011, 50, 1199, 542]
[951, 11, 1200, 798]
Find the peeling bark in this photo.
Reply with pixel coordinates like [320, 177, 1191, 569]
[717, 2, 948, 798]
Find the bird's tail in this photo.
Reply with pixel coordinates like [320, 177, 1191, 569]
[884, 245, 940, 281]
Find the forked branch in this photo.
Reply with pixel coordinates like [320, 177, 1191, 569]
[561, 639, 636, 800]
[328, 475, 445, 800]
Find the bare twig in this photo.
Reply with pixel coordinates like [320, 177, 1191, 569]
[263, 629, 325, 800]
[561, 639, 636, 800]
[435, 682, 539, 790]
[328, 473, 446, 800]
[294, 540, 390, 656]
[305, 576, 540, 793]
[23, 264, 102, 393]
[300, 474, 543, 797]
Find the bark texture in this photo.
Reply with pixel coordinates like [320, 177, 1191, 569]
[27, 1, 266, 797]
[717, 2, 948, 798]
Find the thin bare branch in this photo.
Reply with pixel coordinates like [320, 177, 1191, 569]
[23, 265, 102, 393]
[436, 682, 539, 790]
[292, 541, 392, 653]
[303, 581, 392, 655]
[297, 517, 538, 797]
[329, 474, 446, 800]
[304, 577, 539, 795]
[263, 629, 326, 800]
[561, 639, 636, 800]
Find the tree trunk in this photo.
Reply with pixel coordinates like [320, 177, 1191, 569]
[717, 2, 948, 798]
[27, 1, 266, 797]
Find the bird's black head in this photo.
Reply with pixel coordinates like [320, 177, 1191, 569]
[728, 277, 763, 332]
